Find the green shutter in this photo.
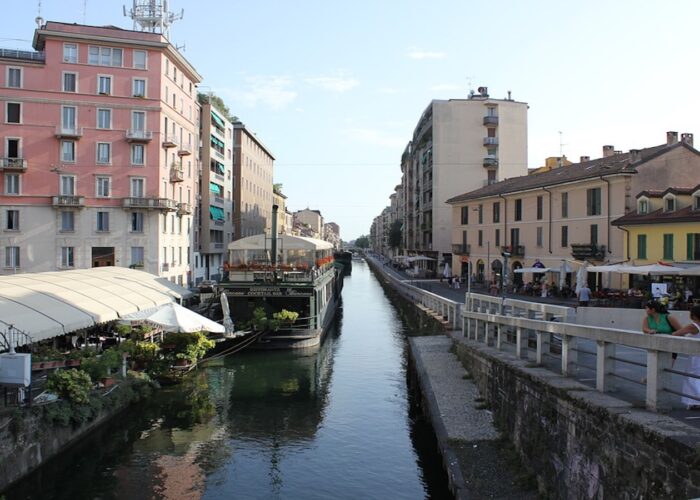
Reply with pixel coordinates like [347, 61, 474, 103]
[638, 234, 646, 259]
[663, 234, 673, 260]
[688, 234, 694, 260]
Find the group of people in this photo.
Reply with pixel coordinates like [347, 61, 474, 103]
[643, 300, 700, 410]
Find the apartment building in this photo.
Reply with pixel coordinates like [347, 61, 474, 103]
[196, 98, 234, 283]
[324, 222, 341, 248]
[294, 209, 323, 238]
[232, 122, 274, 239]
[0, 21, 201, 284]
[400, 87, 528, 265]
[446, 132, 700, 288]
[272, 189, 289, 234]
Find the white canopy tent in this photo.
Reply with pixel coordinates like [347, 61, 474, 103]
[587, 263, 686, 275]
[121, 303, 224, 333]
[228, 233, 333, 251]
[668, 266, 700, 276]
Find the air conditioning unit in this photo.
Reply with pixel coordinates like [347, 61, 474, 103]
[0, 353, 31, 387]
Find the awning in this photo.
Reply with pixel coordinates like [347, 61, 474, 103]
[212, 161, 225, 175]
[210, 136, 225, 149]
[209, 205, 225, 221]
[209, 181, 223, 196]
[514, 267, 556, 273]
[211, 111, 226, 129]
[121, 302, 224, 333]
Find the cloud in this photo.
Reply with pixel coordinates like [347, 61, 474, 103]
[431, 83, 462, 92]
[345, 127, 406, 149]
[304, 74, 359, 93]
[222, 75, 298, 110]
[408, 49, 447, 60]
[376, 86, 404, 95]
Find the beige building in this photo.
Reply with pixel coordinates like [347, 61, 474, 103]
[272, 188, 289, 234]
[401, 87, 528, 264]
[294, 209, 323, 238]
[233, 122, 275, 239]
[446, 132, 700, 287]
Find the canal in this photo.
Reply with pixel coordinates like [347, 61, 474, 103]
[6, 260, 452, 499]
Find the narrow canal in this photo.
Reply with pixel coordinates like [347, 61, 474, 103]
[6, 261, 452, 499]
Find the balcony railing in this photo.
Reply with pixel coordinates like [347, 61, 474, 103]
[122, 197, 176, 211]
[176, 202, 192, 215]
[122, 197, 150, 209]
[55, 126, 83, 139]
[483, 115, 499, 126]
[452, 244, 471, 255]
[483, 156, 498, 168]
[152, 198, 178, 211]
[483, 137, 499, 146]
[571, 243, 606, 261]
[126, 130, 153, 142]
[170, 166, 184, 182]
[0, 48, 45, 62]
[52, 195, 85, 208]
[178, 142, 193, 156]
[502, 245, 525, 256]
[162, 135, 179, 148]
[0, 157, 27, 171]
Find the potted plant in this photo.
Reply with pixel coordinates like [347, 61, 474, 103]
[81, 348, 121, 386]
[166, 331, 215, 367]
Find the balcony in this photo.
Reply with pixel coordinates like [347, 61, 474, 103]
[122, 197, 150, 209]
[452, 244, 471, 255]
[571, 243, 606, 261]
[483, 156, 498, 169]
[0, 157, 27, 172]
[483, 137, 499, 146]
[177, 202, 192, 215]
[152, 198, 178, 211]
[502, 245, 525, 257]
[483, 115, 499, 126]
[162, 135, 179, 148]
[126, 130, 153, 142]
[52, 195, 85, 208]
[55, 126, 83, 139]
[170, 166, 184, 182]
[161, 262, 170, 272]
[177, 142, 193, 156]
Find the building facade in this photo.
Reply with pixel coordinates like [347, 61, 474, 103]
[0, 22, 201, 284]
[294, 209, 323, 238]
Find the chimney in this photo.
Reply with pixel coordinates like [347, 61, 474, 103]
[629, 149, 641, 163]
[681, 133, 694, 147]
[667, 131, 678, 145]
[507, 90, 512, 100]
[580, 155, 590, 163]
[602, 145, 615, 158]
[477, 86, 489, 97]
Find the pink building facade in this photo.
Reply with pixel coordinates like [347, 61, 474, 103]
[0, 22, 201, 284]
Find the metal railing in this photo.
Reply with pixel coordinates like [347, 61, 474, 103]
[126, 130, 153, 142]
[0, 157, 27, 171]
[0, 49, 45, 62]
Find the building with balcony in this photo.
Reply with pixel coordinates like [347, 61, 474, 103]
[400, 86, 528, 265]
[272, 188, 290, 235]
[232, 121, 275, 239]
[294, 209, 323, 238]
[0, 21, 201, 284]
[195, 97, 234, 283]
[446, 131, 700, 288]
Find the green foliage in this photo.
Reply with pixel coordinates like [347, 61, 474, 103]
[388, 220, 403, 250]
[114, 323, 132, 337]
[46, 369, 92, 405]
[273, 309, 299, 324]
[355, 235, 370, 248]
[245, 307, 282, 331]
[81, 348, 121, 381]
[66, 349, 97, 361]
[120, 340, 160, 363]
[165, 331, 215, 364]
[32, 346, 64, 361]
[197, 92, 237, 122]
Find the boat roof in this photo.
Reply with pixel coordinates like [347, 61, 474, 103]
[228, 233, 334, 251]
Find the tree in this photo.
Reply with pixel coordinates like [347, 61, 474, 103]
[273, 183, 284, 195]
[388, 220, 403, 251]
[355, 235, 370, 248]
[197, 92, 238, 123]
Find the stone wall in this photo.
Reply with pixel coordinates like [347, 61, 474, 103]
[453, 339, 700, 499]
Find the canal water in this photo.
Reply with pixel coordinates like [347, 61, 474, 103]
[6, 261, 451, 499]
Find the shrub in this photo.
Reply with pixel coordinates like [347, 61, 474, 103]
[166, 331, 215, 364]
[273, 309, 299, 324]
[80, 348, 121, 381]
[46, 369, 92, 405]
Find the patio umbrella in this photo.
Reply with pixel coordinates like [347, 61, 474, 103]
[220, 292, 235, 334]
[575, 262, 588, 294]
[587, 264, 627, 273]
[667, 265, 700, 276]
[443, 262, 451, 278]
[122, 302, 225, 333]
[559, 261, 573, 289]
[618, 263, 686, 275]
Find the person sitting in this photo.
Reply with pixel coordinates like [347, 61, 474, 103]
[643, 300, 683, 365]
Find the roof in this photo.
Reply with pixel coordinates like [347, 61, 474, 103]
[446, 142, 694, 204]
[638, 185, 700, 199]
[0, 267, 191, 346]
[612, 205, 700, 226]
[228, 233, 333, 251]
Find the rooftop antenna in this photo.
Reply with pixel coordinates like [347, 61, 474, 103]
[83, 0, 88, 24]
[123, 0, 183, 39]
[35, 0, 44, 28]
[558, 131, 568, 166]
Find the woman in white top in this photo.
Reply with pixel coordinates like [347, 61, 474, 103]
[673, 305, 700, 410]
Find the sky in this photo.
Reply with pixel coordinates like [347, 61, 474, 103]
[3, 0, 700, 240]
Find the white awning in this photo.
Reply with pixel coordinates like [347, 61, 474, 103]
[514, 267, 555, 273]
[228, 233, 333, 251]
[0, 267, 193, 346]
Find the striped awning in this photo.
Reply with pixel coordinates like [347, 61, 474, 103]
[211, 111, 226, 128]
[209, 205, 225, 221]
[210, 136, 225, 149]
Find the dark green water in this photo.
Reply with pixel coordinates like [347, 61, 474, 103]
[5, 261, 451, 499]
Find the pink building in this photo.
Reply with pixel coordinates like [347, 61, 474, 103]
[0, 21, 202, 284]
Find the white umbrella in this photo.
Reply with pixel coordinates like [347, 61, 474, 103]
[667, 265, 700, 276]
[559, 261, 573, 289]
[122, 302, 224, 333]
[575, 262, 588, 294]
[220, 292, 235, 334]
[618, 263, 686, 275]
[587, 264, 627, 273]
[443, 263, 451, 278]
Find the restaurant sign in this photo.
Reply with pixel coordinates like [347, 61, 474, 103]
[227, 286, 313, 297]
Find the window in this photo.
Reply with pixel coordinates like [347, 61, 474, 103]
[5, 246, 19, 268]
[536, 195, 543, 220]
[510, 228, 520, 248]
[6, 102, 20, 123]
[60, 211, 74, 232]
[7, 67, 21, 88]
[5, 174, 20, 195]
[478, 204, 483, 224]
[133, 50, 147, 69]
[132, 78, 146, 97]
[590, 224, 598, 245]
[561, 192, 568, 218]
[131, 111, 145, 131]
[665, 197, 675, 212]
[695, 196, 700, 211]
[130, 177, 145, 197]
[687, 234, 700, 260]
[6, 138, 19, 158]
[62, 72, 77, 92]
[96, 142, 111, 164]
[130, 212, 144, 232]
[97, 108, 111, 129]
[63, 43, 77, 63]
[61, 106, 76, 130]
[493, 202, 500, 223]
[98, 75, 112, 94]
[5, 209, 19, 230]
[561, 226, 568, 247]
[61, 140, 75, 162]
[514, 199, 522, 221]
[663, 234, 674, 260]
[536, 227, 543, 247]
[495, 228, 500, 247]
[131, 246, 144, 266]
[638, 199, 649, 214]
[60, 175, 75, 195]
[638, 234, 647, 259]
[586, 188, 602, 216]
[96, 211, 110, 232]
[478, 230, 483, 247]
[96, 177, 110, 197]
[131, 144, 145, 165]
[88, 46, 122, 67]
[60, 247, 74, 268]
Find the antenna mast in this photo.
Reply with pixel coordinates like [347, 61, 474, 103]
[123, 0, 183, 39]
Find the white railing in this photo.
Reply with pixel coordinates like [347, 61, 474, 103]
[462, 292, 700, 412]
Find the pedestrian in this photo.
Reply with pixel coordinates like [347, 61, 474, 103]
[577, 283, 591, 307]
[643, 300, 682, 366]
[452, 276, 460, 289]
[672, 305, 700, 409]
